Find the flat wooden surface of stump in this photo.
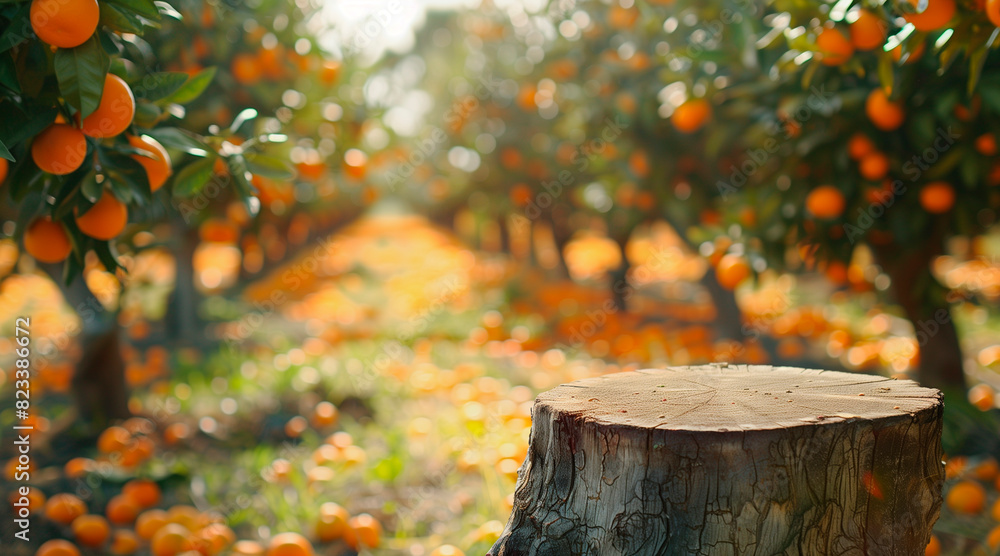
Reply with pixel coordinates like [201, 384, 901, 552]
[539, 364, 941, 432]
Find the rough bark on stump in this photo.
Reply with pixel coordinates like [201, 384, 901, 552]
[490, 365, 944, 556]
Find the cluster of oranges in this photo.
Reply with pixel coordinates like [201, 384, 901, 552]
[816, 1, 953, 67]
[23, 72, 172, 265]
[925, 455, 1000, 554]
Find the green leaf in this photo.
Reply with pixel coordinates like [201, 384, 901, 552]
[245, 153, 293, 180]
[62, 253, 83, 285]
[228, 154, 260, 217]
[80, 173, 103, 202]
[163, 67, 216, 105]
[0, 139, 11, 162]
[7, 153, 44, 202]
[154, 1, 182, 20]
[171, 157, 215, 197]
[0, 5, 30, 53]
[133, 72, 188, 101]
[145, 127, 209, 155]
[92, 239, 123, 274]
[105, 0, 161, 21]
[877, 52, 894, 95]
[0, 52, 19, 93]
[99, 3, 145, 34]
[55, 36, 110, 119]
[0, 102, 58, 150]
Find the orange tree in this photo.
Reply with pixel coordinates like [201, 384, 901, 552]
[698, 0, 1000, 390]
[0, 0, 293, 424]
[411, 2, 755, 341]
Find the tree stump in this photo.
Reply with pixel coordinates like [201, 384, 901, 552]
[489, 365, 944, 556]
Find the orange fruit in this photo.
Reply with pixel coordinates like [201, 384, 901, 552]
[45, 493, 87, 524]
[903, 0, 955, 31]
[136, 509, 170, 540]
[715, 254, 751, 290]
[805, 185, 846, 219]
[24, 217, 72, 263]
[988, 525, 1000, 552]
[106, 494, 140, 525]
[123, 479, 162, 508]
[195, 523, 236, 555]
[671, 98, 711, 133]
[233, 540, 266, 555]
[232, 53, 261, 85]
[430, 545, 465, 556]
[11, 487, 46, 511]
[608, 4, 638, 29]
[81, 74, 135, 138]
[989, 0, 1000, 26]
[266, 532, 314, 556]
[925, 534, 940, 556]
[151, 523, 194, 556]
[97, 425, 131, 453]
[318, 60, 341, 86]
[816, 27, 854, 65]
[972, 457, 999, 481]
[850, 10, 885, 50]
[516, 83, 537, 111]
[111, 529, 140, 555]
[976, 133, 998, 156]
[311, 401, 339, 427]
[166, 505, 201, 530]
[847, 133, 875, 160]
[75, 189, 128, 240]
[969, 383, 996, 411]
[64, 457, 95, 478]
[0, 157, 7, 183]
[315, 510, 348, 542]
[30, 0, 99, 48]
[32, 123, 87, 175]
[35, 539, 81, 556]
[991, 496, 1000, 520]
[945, 479, 986, 514]
[919, 182, 955, 214]
[859, 152, 889, 180]
[343, 148, 367, 180]
[629, 150, 650, 178]
[127, 135, 171, 192]
[72, 514, 111, 547]
[866, 89, 904, 131]
[347, 514, 382, 549]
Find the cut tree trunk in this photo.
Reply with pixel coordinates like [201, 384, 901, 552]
[490, 365, 944, 556]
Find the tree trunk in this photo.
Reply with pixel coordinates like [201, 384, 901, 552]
[872, 244, 966, 391]
[609, 235, 630, 312]
[490, 365, 944, 556]
[165, 216, 207, 349]
[700, 266, 745, 341]
[41, 265, 130, 428]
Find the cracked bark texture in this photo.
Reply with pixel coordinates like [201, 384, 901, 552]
[489, 365, 944, 556]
